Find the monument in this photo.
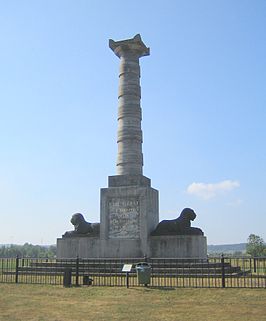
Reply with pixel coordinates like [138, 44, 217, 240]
[56, 34, 207, 259]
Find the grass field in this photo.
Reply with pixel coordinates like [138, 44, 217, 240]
[0, 284, 265, 321]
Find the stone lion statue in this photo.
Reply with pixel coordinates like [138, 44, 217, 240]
[151, 208, 204, 236]
[62, 213, 100, 237]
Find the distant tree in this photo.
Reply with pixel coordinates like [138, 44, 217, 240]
[246, 234, 266, 257]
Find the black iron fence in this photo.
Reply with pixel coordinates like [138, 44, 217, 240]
[0, 256, 265, 288]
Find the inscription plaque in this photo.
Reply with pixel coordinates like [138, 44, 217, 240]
[108, 198, 140, 238]
[122, 264, 133, 272]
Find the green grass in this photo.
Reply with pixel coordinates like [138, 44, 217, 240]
[0, 284, 265, 321]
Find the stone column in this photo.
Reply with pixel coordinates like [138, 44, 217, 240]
[99, 35, 158, 257]
[109, 34, 150, 176]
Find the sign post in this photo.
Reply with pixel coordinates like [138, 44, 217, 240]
[122, 264, 133, 288]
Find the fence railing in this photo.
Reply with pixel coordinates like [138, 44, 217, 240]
[0, 256, 265, 288]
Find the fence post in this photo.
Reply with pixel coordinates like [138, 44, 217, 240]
[253, 258, 257, 273]
[75, 256, 79, 286]
[221, 254, 226, 288]
[15, 255, 19, 284]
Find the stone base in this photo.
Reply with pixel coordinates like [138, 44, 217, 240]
[150, 235, 207, 258]
[56, 237, 142, 258]
[56, 235, 207, 259]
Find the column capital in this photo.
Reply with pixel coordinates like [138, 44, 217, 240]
[109, 34, 150, 58]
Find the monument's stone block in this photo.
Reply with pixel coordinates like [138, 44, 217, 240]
[57, 235, 207, 258]
[108, 174, 151, 187]
[57, 237, 143, 258]
[100, 176, 159, 257]
[57, 237, 100, 258]
[150, 235, 207, 258]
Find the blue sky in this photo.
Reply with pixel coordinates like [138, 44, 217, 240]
[0, 0, 265, 245]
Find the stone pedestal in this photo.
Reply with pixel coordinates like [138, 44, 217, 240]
[100, 174, 159, 257]
[150, 235, 207, 258]
[57, 237, 142, 258]
[57, 235, 207, 259]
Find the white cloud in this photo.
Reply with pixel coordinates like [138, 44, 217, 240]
[186, 180, 240, 200]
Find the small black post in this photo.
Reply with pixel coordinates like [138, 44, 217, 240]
[254, 258, 257, 273]
[15, 255, 19, 284]
[75, 256, 79, 287]
[126, 272, 129, 288]
[221, 254, 226, 288]
[63, 268, 72, 287]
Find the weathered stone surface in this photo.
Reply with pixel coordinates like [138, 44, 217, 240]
[150, 235, 207, 258]
[56, 235, 207, 258]
[109, 34, 150, 59]
[108, 174, 151, 187]
[109, 34, 149, 176]
[100, 183, 159, 256]
[108, 198, 140, 239]
[57, 237, 142, 258]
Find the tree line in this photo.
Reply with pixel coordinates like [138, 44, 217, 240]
[208, 234, 266, 257]
[0, 243, 56, 258]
